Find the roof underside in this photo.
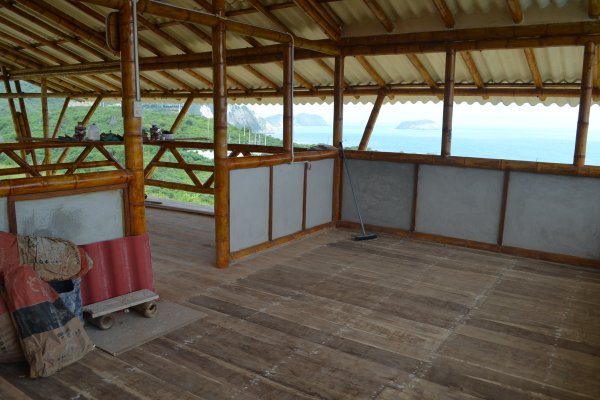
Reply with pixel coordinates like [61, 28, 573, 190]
[0, 0, 598, 106]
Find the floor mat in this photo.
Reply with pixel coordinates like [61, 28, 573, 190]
[85, 300, 206, 356]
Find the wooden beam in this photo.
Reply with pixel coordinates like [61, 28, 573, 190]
[341, 21, 600, 56]
[459, 51, 485, 89]
[120, 1, 146, 236]
[247, 0, 291, 32]
[41, 79, 51, 170]
[441, 49, 455, 157]
[332, 55, 344, 223]
[14, 81, 32, 139]
[193, 0, 213, 11]
[283, 44, 293, 152]
[293, 0, 341, 41]
[505, 0, 524, 24]
[355, 56, 385, 87]
[52, 97, 71, 139]
[431, 0, 455, 28]
[523, 48, 543, 89]
[574, 42, 596, 167]
[362, 0, 393, 32]
[213, 0, 229, 268]
[406, 54, 437, 88]
[170, 96, 194, 133]
[358, 90, 385, 150]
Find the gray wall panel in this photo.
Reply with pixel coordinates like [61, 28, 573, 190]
[504, 172, 600, 259]
[306, 159, 334, 228]
[341, 160, 415, 230]
[230, 167, 269, 252]
[272, 163, 304, 239]
[15, 190, 124, 244]
[0, 197, 7, 232]
[416, 165, 503, 244]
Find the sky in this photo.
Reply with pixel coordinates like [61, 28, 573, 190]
[248, 101, 600, 131]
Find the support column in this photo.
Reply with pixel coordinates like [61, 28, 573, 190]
[282, 43, 293, 152]
[441, 49, 455, 157]
[358, 90, 385, 151]
[120, 1, 146, 236]
[574, 42, 596, 167]
[213, 0, 230, 268]
[1, 67, 22, 140]
[41, 78, 50, 170]
[332, 55, 344, 221]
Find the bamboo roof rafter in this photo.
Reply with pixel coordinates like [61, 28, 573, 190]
[505, 0, 524, 24]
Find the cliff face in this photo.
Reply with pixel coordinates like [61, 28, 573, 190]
[396, 119, 440, 130]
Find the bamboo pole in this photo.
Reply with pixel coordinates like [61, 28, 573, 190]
[120, 1, 146, 236]
[441, 49, 455, 157]
[283, 44, 293, 152]
[358, 90, 385, 150]
[574, 42, 596, 167]
[53, 98, 71, 139]
[1, 67, 22, 141]
[332, 55, 344, 222]
[170, 96, 194, 133]
[41, 79, 51, 172]
[14, 81, 32, 140]
[82, 96, 104, 126]
[213, 0, 230, 268]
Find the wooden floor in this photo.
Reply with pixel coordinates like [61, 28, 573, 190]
[2, 208, 600, 399]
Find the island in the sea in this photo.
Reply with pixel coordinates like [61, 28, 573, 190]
[396, 119, 440, 130]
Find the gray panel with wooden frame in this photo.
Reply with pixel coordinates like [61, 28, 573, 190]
[341, 159, 415, 230]
[0, 197, 7, 232]
[272, 163, 304, 240]
[416, 165, 504, 244]
[229, 167, 270, 252]
[503, 172, 600, 259]
[13, 189, 125, 245]
[305, 158, 334, 229]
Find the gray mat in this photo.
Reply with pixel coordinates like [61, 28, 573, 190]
[85, 300, 206, 356]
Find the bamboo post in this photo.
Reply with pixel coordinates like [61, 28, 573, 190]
[120, 1, 146, 236]
[574, 42, 596, 167]
[358, 90, 385, 150]
[170, 96, 194, 133]
[283, 43, 293, 152]
[53, 97, 71, 138]
[332, 55, 344, 221]
[213, 0, 230, 268]
[14, 81, 32, 140]
[441, 49, 455, 157]
[41, 79, 51, 172]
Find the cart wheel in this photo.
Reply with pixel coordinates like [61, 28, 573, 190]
[86, 313, 114, 330]
[132, 301, 158, 318]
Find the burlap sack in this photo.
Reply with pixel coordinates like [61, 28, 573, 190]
[17, 235, 93, 282]
[4, 266, 94, 377]
[0, 288, 23, 363]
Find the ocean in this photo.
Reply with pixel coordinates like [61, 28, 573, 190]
[268, 124, 600, 166]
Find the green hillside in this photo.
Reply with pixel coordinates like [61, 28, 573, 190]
[0, 92, 284, 206]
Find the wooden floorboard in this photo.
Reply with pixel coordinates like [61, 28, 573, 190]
[1, 208, 600, 399]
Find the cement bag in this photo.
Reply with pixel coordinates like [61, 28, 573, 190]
[0, 231, 20, 273]
[0, 287, 24, 363]
[17, 235, 93, 282]
[4, 266, 94, 378]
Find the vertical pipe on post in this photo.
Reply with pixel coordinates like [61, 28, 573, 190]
[282, 43, 293, 152]
[332, 55, 344, 222]
[441, 49, 455, 158]
[574, 42, 596, 167]
[358, 90, 385, 151]
[41, 78, 50, 171]
[120, 1, 146, 236]
[213, 0, 230, 268]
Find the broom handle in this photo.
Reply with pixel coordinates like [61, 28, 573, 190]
[339, 142, 367, 236]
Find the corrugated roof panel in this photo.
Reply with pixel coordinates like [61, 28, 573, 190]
[294, 60, 331, 87]
[345, 56, 377, 86]
[164, 25, 213, 53]
[420, 53, 447, 84]
[536, 47, 584, 83]
[471, 49, 531, 84]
